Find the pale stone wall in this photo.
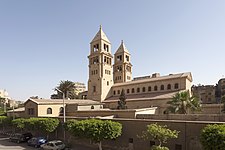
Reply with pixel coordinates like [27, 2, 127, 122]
[53, 117, 222, 150]
[111, 77, 187, 97]
[37, 104, 63, 117]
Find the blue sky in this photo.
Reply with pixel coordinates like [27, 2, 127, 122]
[0, 0, 225, 100]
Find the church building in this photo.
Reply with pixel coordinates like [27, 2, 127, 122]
[87, 26, 193, 111]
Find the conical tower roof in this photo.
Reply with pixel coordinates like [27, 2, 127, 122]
[91, 25, 110, 43]
[115, 40, 130, 54]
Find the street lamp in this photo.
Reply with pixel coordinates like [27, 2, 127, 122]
[55, 88, 66, 142]
[55, 88, 66, 123]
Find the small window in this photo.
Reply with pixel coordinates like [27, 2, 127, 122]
[137, 88, 140, 93]
[59, 107, 63, 113]
[148, 86, 151, 91]
[126, 55, 129, 61]
[47, 108, 52, 114]
[28, 108, 34, 115]
[93, 86, 96, 92]
[91, 105, 94, 109]
[161, 85, 164, 90]
[113, 90, 116, 95]
[107, 81, 109, 86]
[129, 138, 133, 143]
[142, 87, 146, 92]
[154, 86, 158, 91]
[167, 84, 171, 90]
[117, 90, 120, 95]
[175, 83, 179, 89]
[127, 89, 130, 94]
[132, 88, 135, 93]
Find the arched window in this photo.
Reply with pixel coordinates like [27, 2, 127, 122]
[154, 86, 158, 91]
[142, 87, 146, 92]
[117, 90, 120, 95]
[113, 90, 116, 95]
[137, 88, 140, 93]
[174, 83, 179, 89]
[59, 107, 63, 113]
[47, 108, 52, 114]
[132, 88, 135, 93]
[127, 89, 130, 94]
[91, 105, 94, 109]
[148, 86, 151, 92]
[160, 85, 164, 90]
[167, 84, 171, 90]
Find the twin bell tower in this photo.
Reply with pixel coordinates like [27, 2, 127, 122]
[87, 26, 132, 102]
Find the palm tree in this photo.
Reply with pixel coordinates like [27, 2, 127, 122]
[167, 91, 201, 114]
[55, 80, 76, 99]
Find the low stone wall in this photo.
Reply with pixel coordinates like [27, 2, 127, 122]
[136, 114, 225, 122]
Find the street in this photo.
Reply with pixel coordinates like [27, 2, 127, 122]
[0, 135, 36, 150]
[0, 134, 100, 150]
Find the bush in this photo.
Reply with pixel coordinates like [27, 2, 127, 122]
[151, 146, 169, 150]
[200, 124, 225, 150]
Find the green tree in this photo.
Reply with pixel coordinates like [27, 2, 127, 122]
[37, 118, 59, 139]
[12, 118, 27, 132]
[200, 124, 225, 150]
[139, 123, 179, 150]
[65, 119, 122, 150]
[54, 80, 76, 99]
[117, 89, 127, 109]
[0, 116, 11, 130]
[25, 118, 59, 139]
[167, 91, 201, 114]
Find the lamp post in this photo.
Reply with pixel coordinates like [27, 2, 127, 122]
[55, 88, 66, 142]
[55, 88, 66, 123]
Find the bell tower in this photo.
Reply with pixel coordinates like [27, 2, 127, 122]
[113, 40, 132, 83]
[87, 26, 113, 102]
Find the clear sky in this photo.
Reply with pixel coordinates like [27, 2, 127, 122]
[0, 0, 225, 101]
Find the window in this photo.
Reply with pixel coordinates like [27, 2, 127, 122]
[154, 86, 158, 91]
[93, 44, 99, 52]
[127, 76, 131, 80]
[113, 90, 116, 95]
[160, 85, 164, 90]
[104, 44, 109, 52]
[126, 55, 129, 61]
[132, 88, 135, 93]
[175, 83, 179, 89]
[117, 55, 122, 61]
[142, 87, 146, 92]
[148, 86, 151, 91]
[93, 86, 96, 92]
[28, 108, 34, 115]
[167, 84, 171, 90]
[107, 81, 109, 86]
[137, 88, 140, 93]
[91, 105, 94, 109]
[59, 107, 63, 113]
[127, 89, 130, 94]
[117, 90, 120, 95]
[47, 108, 52, 114]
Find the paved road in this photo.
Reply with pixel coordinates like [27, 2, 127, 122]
[0, 134, 99, 150]
[0, 135, 36, 150]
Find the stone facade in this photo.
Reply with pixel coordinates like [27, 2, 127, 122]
[216, 78, 225, 102]
[192, 85, 216, 104]
[23, 99, 103, 118]
[87, 27, 193, 109]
